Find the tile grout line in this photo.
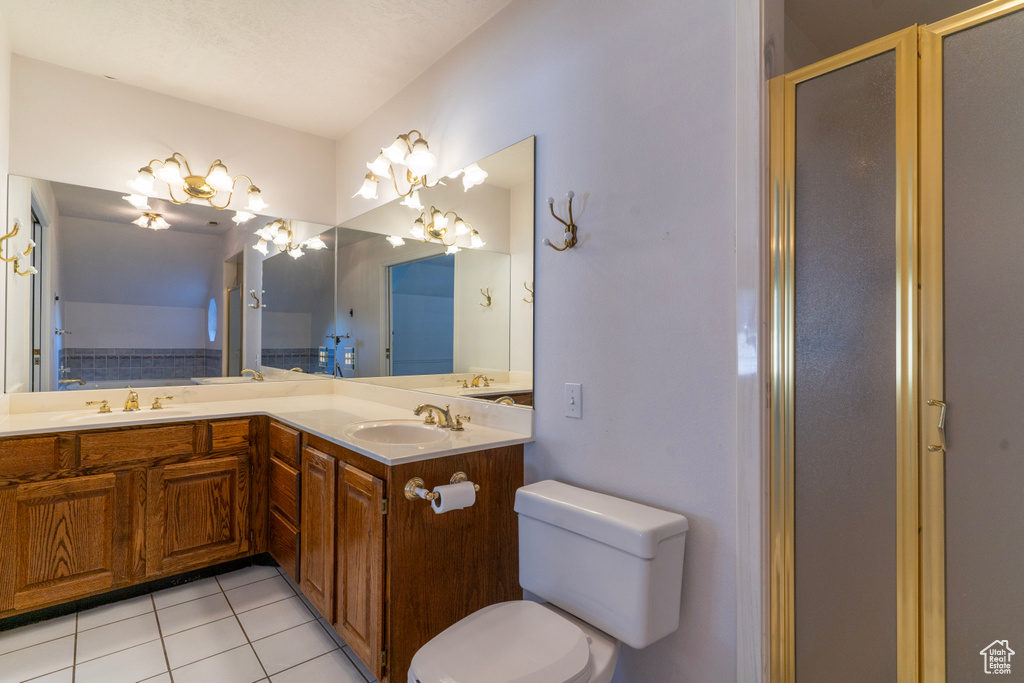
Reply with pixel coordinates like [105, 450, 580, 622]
[217, 573, 271, 682]
[151, 593, 174, 683]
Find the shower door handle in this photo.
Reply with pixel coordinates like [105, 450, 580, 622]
[927, 399, 947, 453]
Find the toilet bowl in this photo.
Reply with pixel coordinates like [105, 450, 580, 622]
[408, 480, 688, 683]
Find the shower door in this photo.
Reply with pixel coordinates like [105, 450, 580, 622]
[769, 27, 919, 683]
[920, 3, 1024, 682]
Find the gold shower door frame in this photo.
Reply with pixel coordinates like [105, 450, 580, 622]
[918, 2, 1024, 682]
[768, 26, 920, 683]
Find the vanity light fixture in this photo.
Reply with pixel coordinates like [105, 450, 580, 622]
[132, 213, 170, 230]
[447, 162, 489, 191]
[543, 191, 579, 251]
[408, 206, 485, 253]
[0, 219, 37, 276]
[355, 130, 440, 200]
[252, 219, 327, 259]
[125, 152, 267, 224]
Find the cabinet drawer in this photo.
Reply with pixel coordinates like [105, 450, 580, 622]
[269, 421, 300, 468]
[80, 425, 194, 466]
[269, 456, 300, 526]
[210, 419, 250, 451]
[269, 508, 299, 583]
[0, 436, 63, 477]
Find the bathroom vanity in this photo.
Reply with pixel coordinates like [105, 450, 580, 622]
[0, 385, 529, 682]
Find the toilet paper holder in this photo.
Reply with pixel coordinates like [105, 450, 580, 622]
[404, 471, 480, 501]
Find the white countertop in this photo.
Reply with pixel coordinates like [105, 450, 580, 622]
[0, 380, 534, 466]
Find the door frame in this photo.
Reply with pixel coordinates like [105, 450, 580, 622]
[918, 3, 1024, 681]
[768, 25, 920, 683]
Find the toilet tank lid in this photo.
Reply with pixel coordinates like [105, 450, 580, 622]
[515, 480, 688, 559]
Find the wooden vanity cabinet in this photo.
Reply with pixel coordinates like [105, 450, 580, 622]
[268, 421, 302, 582]
[299, 445, 336, 620]
[0, 418, 262, 617]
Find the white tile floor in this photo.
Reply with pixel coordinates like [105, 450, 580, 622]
[0, 565, 379, 683]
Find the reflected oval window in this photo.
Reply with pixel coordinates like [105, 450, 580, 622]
[208, 298, 217, 342]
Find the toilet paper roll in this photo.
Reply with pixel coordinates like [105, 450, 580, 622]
[430, 481, 477, 514]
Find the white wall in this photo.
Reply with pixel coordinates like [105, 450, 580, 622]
[454, 249, 510, 373]
[9, 56, 337, 226]
[0, 10, 10, 393]
[509, 181, 533, 373]
[65, 302, 205, 348]
[334, 0, 753, 679]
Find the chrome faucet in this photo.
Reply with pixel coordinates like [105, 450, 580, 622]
[241, 368, 264, 382]
[414, 403, 470, 431]
[470, 374, 492, 388]
[123, 386, 140, 412]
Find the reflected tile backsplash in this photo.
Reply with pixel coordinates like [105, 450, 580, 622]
[59, 348, 222, 382]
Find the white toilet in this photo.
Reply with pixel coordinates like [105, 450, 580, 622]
[408, 480, 689, 683]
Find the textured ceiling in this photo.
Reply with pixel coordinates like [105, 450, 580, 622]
[787, 0, 983, 58]
[0, 0, 513, 140]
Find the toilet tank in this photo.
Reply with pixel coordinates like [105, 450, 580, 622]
[514, 480, 688, 649]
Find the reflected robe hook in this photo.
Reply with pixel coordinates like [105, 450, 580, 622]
[523, 281, 534, 303]
[480, 288, 492, 307]
[249, 289, 265, 309]
[543, 191, 578, 251]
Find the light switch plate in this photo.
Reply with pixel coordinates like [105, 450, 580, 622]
[565, 383, 582, 418]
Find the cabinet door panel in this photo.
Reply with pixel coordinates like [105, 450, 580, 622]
[270, 422, 301, 468]
[269, 456, 300, 526]
[300, 446, 335, 621]
[269, 508, 300, 583]
[335, 464, 385, 681]
[0, 474, 122, 611]
[146, 455, 250, 576]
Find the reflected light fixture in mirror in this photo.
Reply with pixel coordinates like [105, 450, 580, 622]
[355, 130, 440, 200]
[125, 152, 267, 225]
[132, 213, 170, 230]
[253, 219, 328, 259]
[408, 206, 484, 255]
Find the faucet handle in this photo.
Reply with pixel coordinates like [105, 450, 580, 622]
[451, 413, 471, 431]
[151, 396, 174, 410]
[86, 400, 111, 414]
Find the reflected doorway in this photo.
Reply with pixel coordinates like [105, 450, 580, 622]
[387, 255, 454, 376]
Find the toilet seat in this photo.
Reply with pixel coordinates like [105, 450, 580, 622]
[409, 600, 592, 683]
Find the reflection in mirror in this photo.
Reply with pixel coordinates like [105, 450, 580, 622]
[2, 175, 329, 393]
[336, 136, 534, 406]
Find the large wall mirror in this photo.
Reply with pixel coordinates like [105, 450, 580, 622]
[5, 136, 533, 405]
[332, 136, 534, 405]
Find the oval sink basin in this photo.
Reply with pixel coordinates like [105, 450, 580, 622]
[343, 420, 449, 446]
[54, 408, 192, 423]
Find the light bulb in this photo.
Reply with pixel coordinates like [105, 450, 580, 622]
[123, 194, 151, 210]
[445, 245, 460, 255]
[353, 173, 378, 200]
[288, 246, 303, 259]
[400, 191, 424, 211]
[386, 235, 405, 247]
[246, 185, 268, 211]
[431, 208, 448, 230]
[461, 163, 488, 191]
[252, 239, 269, 255]
[405, 138, 437, 177]
[127, 166, 156, 195]
[366, 153, 391, 177]
[206, 162, 234, 192]
[304, 236, 327, 250]
[233, 211, 255, 223]
[454, 218, 470, 236]
[470, 229, 485, 249]
[156, 158, 184, 185]
[273, 230, 291, 246]
[410, 218, 426, 240]
[381, 136, 409, 164]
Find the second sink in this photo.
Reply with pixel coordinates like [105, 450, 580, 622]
[343, 420, 449, 446]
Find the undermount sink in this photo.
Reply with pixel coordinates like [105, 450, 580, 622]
[343, 420, 449, 446]
[192, 376, 257, 385]
[55, 407, 192, 423]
